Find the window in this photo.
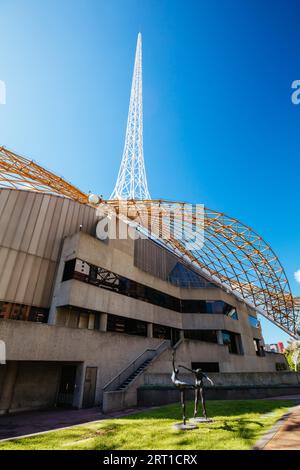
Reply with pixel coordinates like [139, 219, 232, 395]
[62, 259, 76, 281]
[191, 362, 219, 372]
[181, 300, 207, 313]
[62, 258, 238, 317]
[28, 307, 49, 323]
[184, 330, 218, 343]
[249, 315, 260, 328]
[107, 314, 147, 337]
[222, 331, 243, 355]
[226, 308, 238, 320]
[253, 338, 265, 357]
[153, 324, 171, 340]
[275, 362, 287, 371]
[0, 302, 48, 323]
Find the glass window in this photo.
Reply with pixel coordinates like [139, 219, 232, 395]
[191, 362, 219, 372]
[184, 330, 218, 343]
[63, 258, 239, 319]
[249, 315, 259, 328]
[28, 307, 49, 323]
[0, 302, 48, 323]
[222, 330, 243, 355]
[253, 338, 265, 357]
[226, 308, 238, 320]
[62, 259, 76, 281]
[107, 314, 147, 337]
[275, 362, 287, 371]
[153, 323, 171, 340]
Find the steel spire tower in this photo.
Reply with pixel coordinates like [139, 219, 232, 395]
[110, 33, 151, 200]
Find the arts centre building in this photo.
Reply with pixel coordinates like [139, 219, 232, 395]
[0, 35, 299, 414]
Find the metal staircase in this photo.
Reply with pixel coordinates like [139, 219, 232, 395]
[116, 358, 152, 391]
[102, 341, 169, 412]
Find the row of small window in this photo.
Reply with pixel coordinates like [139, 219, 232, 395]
[107, 314, 244, 355]
[0, 302, 49, 323]
[62, 259, 239, 317]
[55, 307, 243, 354]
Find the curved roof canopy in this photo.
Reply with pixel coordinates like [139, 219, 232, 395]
[106, 199, 299, 338]
[1, 146, 299, 338]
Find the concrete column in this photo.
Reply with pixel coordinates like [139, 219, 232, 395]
[217, 330, 224, 345]
[0, 361, 18, 415]
[180, 330, 184, 340]
[99, 313, 108, 332]
[147, 323, 153, 338]
[73, 363, 85, 409]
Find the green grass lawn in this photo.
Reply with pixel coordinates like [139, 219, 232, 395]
[0, 400, 294, 450]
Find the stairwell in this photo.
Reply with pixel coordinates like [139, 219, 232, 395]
[102, 341, 169, 412]
[116, 358, 153, 391]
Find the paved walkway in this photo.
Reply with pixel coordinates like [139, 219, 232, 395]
[263, 404, 300, 450]
[0, 407, 144, 441]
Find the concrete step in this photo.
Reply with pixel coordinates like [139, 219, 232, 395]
[116, 359, 153, 390]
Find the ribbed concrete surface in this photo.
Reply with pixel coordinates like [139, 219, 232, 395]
[0, 188, 97, 307]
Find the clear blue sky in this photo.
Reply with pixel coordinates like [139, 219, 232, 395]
[0, 0, 299, 344]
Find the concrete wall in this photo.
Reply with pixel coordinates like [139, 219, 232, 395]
[0, 361, 61, 414]
[138, 383, 300, 407]
[145, 340, 286, 375]
[0, 190, 290, 413]
[0, 319, 162, 406]
[45, 231, 282, 381]
[49, 231, 266, 375]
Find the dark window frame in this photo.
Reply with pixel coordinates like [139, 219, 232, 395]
[184, 329, 218, 344]
[62, 258, 238, 316]
[191, 362, 220, 372]
[107, 314, 147, 337]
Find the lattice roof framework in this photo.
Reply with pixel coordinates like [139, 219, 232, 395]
[0, 145, 298, 338]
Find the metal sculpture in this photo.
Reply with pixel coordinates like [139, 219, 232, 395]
[179, 365, 214, 422]
[171, 350, 197, 430]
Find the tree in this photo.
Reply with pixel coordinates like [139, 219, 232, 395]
[284, 340, 300, 372]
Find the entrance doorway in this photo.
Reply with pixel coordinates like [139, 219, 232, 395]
[56, 365, 77, 408]
[82, 367, 97, 408]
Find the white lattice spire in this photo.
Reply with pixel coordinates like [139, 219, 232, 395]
[110, 33, 151, 200]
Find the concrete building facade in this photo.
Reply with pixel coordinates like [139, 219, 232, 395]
[0, 188, 291, 414]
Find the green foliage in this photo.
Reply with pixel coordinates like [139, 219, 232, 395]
[285, 350, 300, 371]
[284, 340, 300, 371]
[0, 400, 294, 451]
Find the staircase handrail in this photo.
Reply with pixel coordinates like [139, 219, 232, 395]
[103, 340, 169, 392]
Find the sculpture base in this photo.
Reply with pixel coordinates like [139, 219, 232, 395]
[190, 417, 213, 424]
[173, 422, 198, 430]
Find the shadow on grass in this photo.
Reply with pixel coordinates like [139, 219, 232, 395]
[213, 418, 264, 440]
[124, 400, 295, 421]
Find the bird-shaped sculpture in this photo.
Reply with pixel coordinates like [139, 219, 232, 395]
[179, 364, 214, 422]
[171, 349, 196, 429]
